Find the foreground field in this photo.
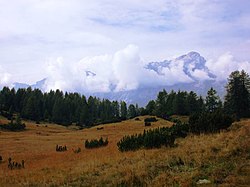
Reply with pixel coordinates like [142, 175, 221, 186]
[0, 116, 249, 186]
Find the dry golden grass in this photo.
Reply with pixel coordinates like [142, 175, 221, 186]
[0, 116, 249, 187]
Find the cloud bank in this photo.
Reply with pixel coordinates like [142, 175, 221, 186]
[43, 45, 250, 93]
[207, 53, 250, 81]
[44, 45, 193, 92]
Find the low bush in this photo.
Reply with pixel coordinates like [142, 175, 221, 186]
[85, 137, 108, 149]
[117, 120, 189, 152]
[0, 115, 25, 131]
[189, 110, 234, 134]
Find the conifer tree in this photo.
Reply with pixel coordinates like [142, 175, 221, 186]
[205, 87, 222, 112]
[120, 101, 127, 120]
[224, 70, 250, 118]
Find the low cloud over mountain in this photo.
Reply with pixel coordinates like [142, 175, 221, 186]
[6, 45, 250, 105]
[38, 45, 250, 93]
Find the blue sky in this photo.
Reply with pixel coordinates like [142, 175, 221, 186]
[0, 0, 250, 91]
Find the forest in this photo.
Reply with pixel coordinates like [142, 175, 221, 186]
[0, 70, 249, 129]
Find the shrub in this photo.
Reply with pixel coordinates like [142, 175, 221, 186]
[85, 137, 108, 149]
[170, 121, 189, 138]
[117, 120, 190, 152]
[189, 110, 234, 134]
[0, 115, 25, 131]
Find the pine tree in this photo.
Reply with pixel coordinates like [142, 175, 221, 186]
[224, 70, 250, 118]
[128, 104, 137, 119]
[155, 89, 168, 118]
[146, 100, 156, 115]
[205, 87, 222, 112]
[120, 101, 127, 120]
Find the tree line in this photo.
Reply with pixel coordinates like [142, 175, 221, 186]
[145, 70, 250, 119]
[0, 70, 249, 126]
[0, 88, 142, 126]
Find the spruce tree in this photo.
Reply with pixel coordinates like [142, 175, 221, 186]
[224, 70, 250, 118]
[120, 101, 127, 120]
[205, 87, 222, 112]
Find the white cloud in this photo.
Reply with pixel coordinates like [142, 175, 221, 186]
[0, 0, 249, 85]
[0, 66, 12, 87]
[206, 52, 250, 81]
[192, 69, 211, 81]
[44, 45, 196, 93]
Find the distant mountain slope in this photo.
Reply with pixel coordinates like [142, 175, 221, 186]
[91, 80, 226, 106]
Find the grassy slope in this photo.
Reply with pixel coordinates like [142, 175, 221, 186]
[0, 116, 249, 187]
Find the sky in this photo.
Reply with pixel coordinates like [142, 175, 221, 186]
[0, 0, 250, 92]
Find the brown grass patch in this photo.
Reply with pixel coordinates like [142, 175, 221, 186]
[0, 116, 249, 186]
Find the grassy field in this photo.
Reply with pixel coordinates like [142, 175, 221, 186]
[0, 116, 249, 186]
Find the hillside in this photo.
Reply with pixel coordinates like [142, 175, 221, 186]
[0, 116, 249, 186]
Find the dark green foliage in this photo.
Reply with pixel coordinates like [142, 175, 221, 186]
[128, 104, 137, 119]
[152, 89, 204, 118]
[170, 121, 189, 138]
[167, 117, 181, 123]
[189, 110, 234, 134]
[145, 100, 156, 115]
[117, 122, 188, 152]
[144, 117, 157, 123]
[0, 115, 25, 131]
[0, 110, 13, 120]
[205, 87, 222, 112]
[0, 87, 134, 127]
[120, 101, 127, 120]
[224, 70, 250, 118]
[85, 137, 108, 149]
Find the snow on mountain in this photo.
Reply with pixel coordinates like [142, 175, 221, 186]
[145, 51, 216, 81]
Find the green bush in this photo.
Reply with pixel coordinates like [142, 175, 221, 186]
[0, 115, 25, 131]
[85, 137, 108, 149]
[189, 110, 233, 134]
[117, 120, 190, 152]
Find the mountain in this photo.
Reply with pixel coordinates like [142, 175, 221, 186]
[13, 78, 46, 90]
[13, 52, 226, 106]
[145, 51, 216, 80]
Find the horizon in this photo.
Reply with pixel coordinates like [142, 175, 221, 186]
[0, 0, 250, 92]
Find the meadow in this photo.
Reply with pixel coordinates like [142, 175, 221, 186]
[0, 116, 249, 186]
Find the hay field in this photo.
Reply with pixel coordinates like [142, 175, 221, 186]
[0, 116, 249, 186]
